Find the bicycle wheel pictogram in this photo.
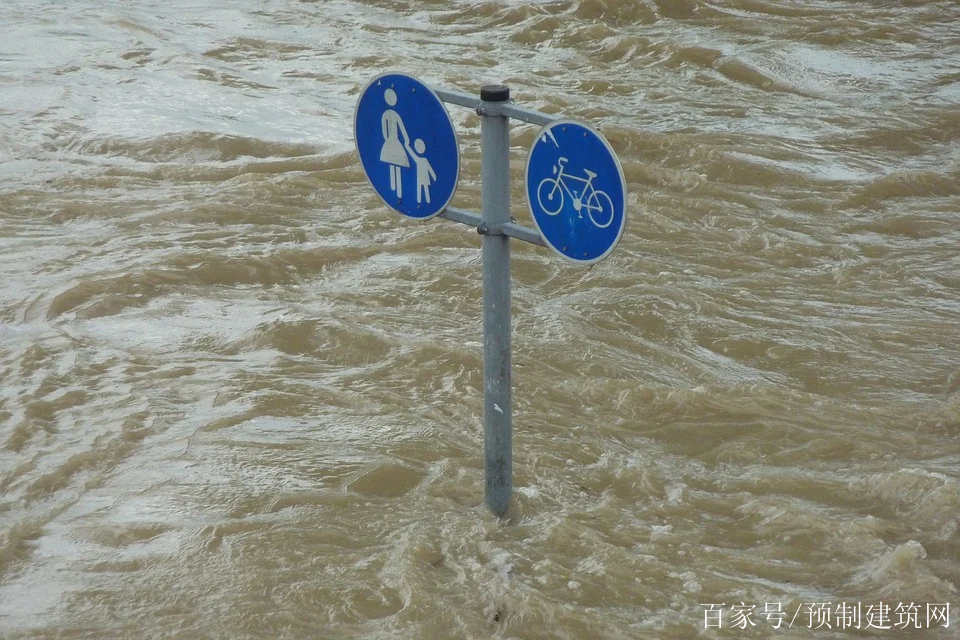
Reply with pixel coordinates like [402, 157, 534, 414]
[586, 190, 614, 229]
[536, 178, 564, 215]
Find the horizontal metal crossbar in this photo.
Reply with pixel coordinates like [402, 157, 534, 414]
[441, 207, 547, 247]
[434, 87, 552, 249]
[434, 88, 558, 127]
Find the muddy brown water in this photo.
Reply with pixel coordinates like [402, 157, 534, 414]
[1, 0, 959, 638]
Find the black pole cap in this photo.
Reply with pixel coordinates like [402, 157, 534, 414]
[480, 85, 510, 102]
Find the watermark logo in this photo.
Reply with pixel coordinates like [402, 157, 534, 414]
[701, 602, 950, 630]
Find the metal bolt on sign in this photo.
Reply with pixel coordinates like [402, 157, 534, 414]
[354, 73, 628, 517]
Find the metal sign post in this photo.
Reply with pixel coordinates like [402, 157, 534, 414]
[479, 86, 513, 517]
[354, 75, 627, 518]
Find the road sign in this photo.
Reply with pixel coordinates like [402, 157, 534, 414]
[353, 78, 632, 518]
[354, 73, 460, 220]
[525, 119, 627, 264]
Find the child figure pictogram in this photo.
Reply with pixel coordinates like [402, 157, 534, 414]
[406, 138, 437, 204]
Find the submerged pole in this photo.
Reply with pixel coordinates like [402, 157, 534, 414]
[479, 85, 512, 518]
[356, 74, 627, 518]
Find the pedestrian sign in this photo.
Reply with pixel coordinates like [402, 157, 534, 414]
[525, 119, 627, 264]
[354, 73, 460, 219]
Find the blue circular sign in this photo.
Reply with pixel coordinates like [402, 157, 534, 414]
[354, 73, 460, 220]
[525, 119, 627, 264]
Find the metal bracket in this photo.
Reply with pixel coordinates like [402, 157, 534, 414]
[441, 207, 546, 247]
[436, 88, 559, 127]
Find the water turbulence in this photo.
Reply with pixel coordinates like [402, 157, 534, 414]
[0, 0, 958, 638]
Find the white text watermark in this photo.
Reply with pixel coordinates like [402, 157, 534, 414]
[701, 602, 950, 630]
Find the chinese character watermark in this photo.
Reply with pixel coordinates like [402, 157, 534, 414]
[700, 602, 949, 631]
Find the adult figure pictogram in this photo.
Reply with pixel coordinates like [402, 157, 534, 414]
[379, 88, 411, 198]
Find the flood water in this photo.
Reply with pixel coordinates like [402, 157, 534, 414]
[2, 0, 959, 638]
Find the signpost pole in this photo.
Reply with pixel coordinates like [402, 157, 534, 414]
[356, 74, 627, 520]
[479, 85, 512, 518]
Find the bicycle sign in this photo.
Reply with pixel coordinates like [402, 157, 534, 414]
[536, 157, 615, 229]
[525, 119, 627, 264]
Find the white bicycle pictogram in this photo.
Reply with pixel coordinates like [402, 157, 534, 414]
[536, 157, 615, 229]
